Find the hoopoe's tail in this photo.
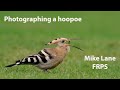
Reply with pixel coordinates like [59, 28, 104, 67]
[5, 60, 21, 67]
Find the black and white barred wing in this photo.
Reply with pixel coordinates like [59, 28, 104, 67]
[5, 48, 54, 67]
[5, 54, 42, 67]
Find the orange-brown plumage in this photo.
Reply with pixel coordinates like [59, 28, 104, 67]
[36, 44, 70, 70]
[5, 38, 72, 72]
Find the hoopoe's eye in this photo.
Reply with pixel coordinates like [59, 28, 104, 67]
[61, 40, 65, 43]
[68, 41, 70, 44]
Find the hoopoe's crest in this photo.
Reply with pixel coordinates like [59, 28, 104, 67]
[5, 37, 83, 72]
[46, 37, 70, 46]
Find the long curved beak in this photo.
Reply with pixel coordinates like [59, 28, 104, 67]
[71, 45, 83, 51]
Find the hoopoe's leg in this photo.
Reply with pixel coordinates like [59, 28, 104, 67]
[43, 69, 49, 72]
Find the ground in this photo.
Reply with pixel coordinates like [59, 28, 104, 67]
[0, 11, 120, 79]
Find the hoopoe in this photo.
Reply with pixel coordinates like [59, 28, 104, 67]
[5, 38, 82, 72]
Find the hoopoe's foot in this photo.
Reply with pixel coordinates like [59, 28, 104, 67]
[43, 69, 49, 73]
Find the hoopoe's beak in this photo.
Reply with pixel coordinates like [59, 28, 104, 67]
[71, 45, 83, 51]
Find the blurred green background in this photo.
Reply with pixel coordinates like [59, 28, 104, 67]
[0, 11, 120, 79]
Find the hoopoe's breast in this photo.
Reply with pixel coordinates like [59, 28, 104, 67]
[37, 47, 68, 70]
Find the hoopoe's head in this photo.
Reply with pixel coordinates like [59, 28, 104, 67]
[46, 38, 70, 46]
[45, 37, 83, 51]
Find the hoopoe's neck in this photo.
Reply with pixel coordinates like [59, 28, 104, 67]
[56, 44, 70, 53]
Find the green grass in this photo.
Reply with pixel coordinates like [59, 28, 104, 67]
[0, 11, 120, 79]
